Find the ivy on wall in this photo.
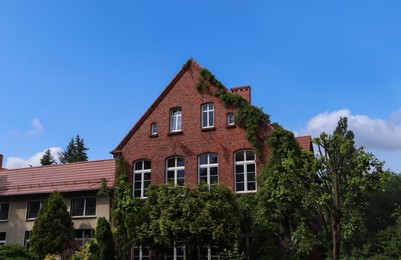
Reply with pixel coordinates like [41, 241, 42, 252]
[195, 67, 270, 156]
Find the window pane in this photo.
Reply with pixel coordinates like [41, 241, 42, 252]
[134, 190, 141, 198]
[202, 111, 208, 127]
[248, 182, 256, 191]
[134, 161, 142, 171]
[134, 173, 141, 181]
[85, 198, 96, 216]
[200, 168, 207, 177]
[72, 199, 84, 216]
[235, 151, 245, 162]
[27, 202, 41, 219]
[177, 178, 185, 186]
[236, 173, 244, 182]
[210, 153, 218, 164]
[247, 164, 255, 173]
[246, 150, 255, 161]
[0, 204, 9, 220]
[236, 183, 244, 192]
[210, 167, 218, 176]
[177, 170, 184, 179]
[167, 158, 175, 168]
[210, 175, 218, 184]
[247, 172, 255, 182]
[236, 165, 244, 174]
[144, 172, 151, 181]
[199, 154, 207, 165]
[167, 171, 175, 179]
[209, 111, 214, 126]
[177, 157, 184, 167]
[134, 182, 142, 189]
[0, 232, 5, 240]
[144, 160, 151, 169]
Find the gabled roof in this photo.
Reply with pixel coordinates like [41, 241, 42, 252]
[112, 58, 203, 154]
[296, 136, 314, 152]
[0, 159, 115, 196]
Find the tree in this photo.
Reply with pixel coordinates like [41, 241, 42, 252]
[95, 217, 116, 260]
[59, 135, 89, 163]
[313, 117, 385, 260]
[30, 191, 75, 259]
[40, 149, 56, 166]
[256, 124, 317, 258]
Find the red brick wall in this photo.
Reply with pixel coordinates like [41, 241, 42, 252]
[120, 64, 257, 191]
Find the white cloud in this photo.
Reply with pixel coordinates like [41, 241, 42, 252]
[26, 118, 44, 137]
[296, 108, 401, 152]
[5, 147, 62, 169]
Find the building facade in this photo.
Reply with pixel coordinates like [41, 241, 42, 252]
[0, 159, 115, 247]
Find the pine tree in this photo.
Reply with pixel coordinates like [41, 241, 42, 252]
[30, 191, 75, 259]
[40, 149, 56, 166]
[59, 135, 89, 163]
[95, 217, 115, 260]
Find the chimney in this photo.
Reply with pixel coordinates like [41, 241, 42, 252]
[0, 154, 3, 169]
[230, 86, 252, 103]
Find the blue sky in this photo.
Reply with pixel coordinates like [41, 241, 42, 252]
[1, 1, 401, 172]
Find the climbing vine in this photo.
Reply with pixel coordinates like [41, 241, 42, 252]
[196, 68, 270, 155]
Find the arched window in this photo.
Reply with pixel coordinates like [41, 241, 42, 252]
[166, 157, 185, 186]
[198, 153, 218, 186]
[234, 150, 256, 193]
[133, 160, 151, 198]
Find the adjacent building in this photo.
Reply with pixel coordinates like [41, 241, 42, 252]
[0, 158, 115, 247]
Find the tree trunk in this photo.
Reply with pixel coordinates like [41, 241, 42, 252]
[331, 218, 341, 260]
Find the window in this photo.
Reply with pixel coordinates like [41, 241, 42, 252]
[165, 245, 185, 260]
[166, 157, 185, 186]
[0, 232, 5, 245]
[0, 203, 9, 221]
[24, 231, 30, 249]
[198, 246, 219, 260]
[71, 198, 96, 217]
[133, 160, 151, 198]
[150, 123, 158, 136]
[75, 229, 93, 245]
[198, 153, 218, 186]
[133, 245, 150, 260]
[170, 108, 182, 132]
[26, 201, 42, 219]
[201, 103, 214, 128]
[227, 112, 235, 126]
[234, 150, 256, 193]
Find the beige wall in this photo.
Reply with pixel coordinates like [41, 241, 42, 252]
[0, 191, 111, 246]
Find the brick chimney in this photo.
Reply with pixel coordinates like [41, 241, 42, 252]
[0, 154, 3, 169]
[230, 86, 251, 103]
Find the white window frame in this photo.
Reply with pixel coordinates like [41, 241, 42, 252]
[24, 231, 30, 249]
[71, 197, 96, 217]
[26, 201, 43, 220]
[198, 153, 218, 186]
[164, 244, 185, 260]
[133, 245, 150, 260]
[75, 229, 93, 246]
[227, 112, 235, 126]
[133, 160, 151, 199]
[202, 103, 214, 128]
[234, 150, 257, 193]
[0, 203, 9, 221]
[170, 109, 182, 132]
[150, 123, 158, 136]
[0, 232, 5, 245]
[166, 157, 185, 186]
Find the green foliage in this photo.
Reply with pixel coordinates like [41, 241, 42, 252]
[97, 178, 109, 197]
[112, 157, 139, 259]
[59, 135, 89, 163]
[128, 184, 241, 256]
[40, 149, 56, 165]
[30, 191, 75, 259]
[95, 217, 116, 260]
[256, 124, 317, 258]
[312, 117, 385, 260]
[0, 244, 38, 260]
[70, 241, 98, 260]
[196, 68, 270, 154]
[376, 215, 401, 258]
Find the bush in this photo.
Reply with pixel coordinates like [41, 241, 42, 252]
[0, 244, 38, 260]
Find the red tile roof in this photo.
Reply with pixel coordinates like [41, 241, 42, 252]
[0, 159, 115, 196]
[296, 136, 313, 152]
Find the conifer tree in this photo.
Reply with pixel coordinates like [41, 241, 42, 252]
[30, 191, 75, 259]
[95, 217, 116, 260]
[40, 148, 56, 165]
[59, 135, 89, 163]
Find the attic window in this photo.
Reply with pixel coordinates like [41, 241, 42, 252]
[170, 108, 182, 132]
[227, 113, 235, 126]
[150, 123, 158, 136]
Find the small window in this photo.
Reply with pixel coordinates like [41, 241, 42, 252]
[227, 113, 235, 126]
[71, 198, 96, 217]
[133, 245, 150, 260]
[202, 103, 214, 128]
[0, 203, 9, 221]
[0, 232, 5, 245]
[24, 231, 31, 249]
[26, 201, 42, 220]
[166, 157, 185, 186]
[170, 109, 182, 132]
[133, 160, 151, 198]
[75, 229, 93, 245]
[150, 123, 158, 136]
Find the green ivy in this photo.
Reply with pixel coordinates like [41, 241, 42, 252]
[196, 68, 270, 155]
